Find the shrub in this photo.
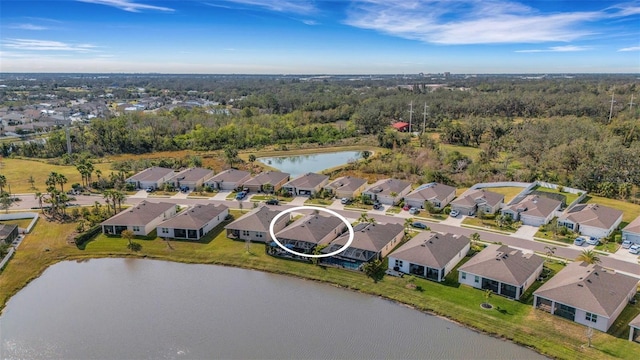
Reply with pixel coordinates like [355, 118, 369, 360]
[74, 225, 102, 247]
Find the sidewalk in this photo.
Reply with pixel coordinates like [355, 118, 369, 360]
[129, 190, 148, 199]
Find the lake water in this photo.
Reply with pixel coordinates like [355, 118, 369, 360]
[0, 259, 544, 359]
[258, 151, 363, 178]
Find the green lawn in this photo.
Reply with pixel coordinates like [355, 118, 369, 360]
[344, 203, 373, 211]
[386, 207, 401, 214]
[462, 217, 518, 233]
[534, 230, 575, 245]
[440, 144, 482, 159]
[1, 214, 639, 359]
[304, 198, 332, 206]
[532, 185, 580, 206]
[0, 218, 33, 228]
[485, 186, 526, 203]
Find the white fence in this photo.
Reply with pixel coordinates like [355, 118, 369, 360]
[0, 247, 15, 272]
[0, 212, 39, 233]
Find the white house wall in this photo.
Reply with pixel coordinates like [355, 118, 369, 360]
[458, 271, 482, 289]
[622, 231, 640, 244]
[520, 214, 546, 227]
[572, 307, 610, 332]
[579, 225, 612, 239]
[442, 243, 470, 279]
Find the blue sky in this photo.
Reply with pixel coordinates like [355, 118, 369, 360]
[1, 0, 639, 73]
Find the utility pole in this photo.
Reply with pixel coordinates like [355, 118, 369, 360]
[629, 94, 635, 113]
[422, 102, 428, 134]
[608, 93, 616, 123]
[408, 101, 413, 133]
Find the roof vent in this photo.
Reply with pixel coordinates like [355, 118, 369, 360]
[577, 284, 584, 287]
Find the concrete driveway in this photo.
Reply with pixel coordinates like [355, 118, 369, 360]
[512, 225, 539, 240]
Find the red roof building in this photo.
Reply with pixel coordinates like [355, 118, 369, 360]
[391, 122, 410, 132]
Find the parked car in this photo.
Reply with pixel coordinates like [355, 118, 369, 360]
[573, 237, 585, 246]
[409, 207, 419, 215]
[180, 185, 189, 193]
[340, 197, 351, 205]
[145, 187, 155, 193]
[411, 222, 428, 229]
[586, 237, 599, 246]
[373, 201, 383, 210]
[449, 209, 459, 217]
[402, 204, 410, 211]
[622, 240, 633, 249]
[265, 199, 279, 205]
[235, 191, 247, 200]
[629, 245, 640, 255]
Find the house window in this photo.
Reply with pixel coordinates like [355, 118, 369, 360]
[256, 233, 263, 238]
[474, 276, 480, 283]
[133, 226, 141, 232]
[242, 230, 250, 236]
[461, 272, 466, 280]
[585, 313, 598, 323]
[395, 259, 403, 267]
[161, 228, 168, 234]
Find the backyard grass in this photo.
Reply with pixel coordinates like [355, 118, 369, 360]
[0, 216, 638, 359]
[0, 158, 114, 194]
[439, 144, 482, 159]
[485, 186, 527, 203]
[584, 195, 640, 223]
[532, 185, 580, 206]
[0, 218, 33, 228]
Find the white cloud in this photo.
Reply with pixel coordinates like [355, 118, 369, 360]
[77, 0, 174, 13]
[516, 45, 592, 53]
[223, 0, 316, 14]
[3, 39, 98, 52]
[9, 23, 48, 30]
[302, 19, 318, 25]
[344, 0, 608, 44]
[618, 46, 640, 51]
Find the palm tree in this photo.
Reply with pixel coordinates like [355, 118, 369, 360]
[404, 217, 413, 235]
[576, 249, 601, 265]
[56, 173, 68, 193]
[471, 232, 481, 243]
[34, 192, 45, 213]
[121, 229, 136, 250]
[544, 246, 557, 262]
[0, 174, 6, 195]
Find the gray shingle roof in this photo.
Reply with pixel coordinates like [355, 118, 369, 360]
[275, 214, 344, 244]
[325, 176, 367, 193]
[158, 204, 227, 229]
[170, 167, 213, 183]
[325, 222, 404, 253]
[622, 215, 640, 235]
[101, 201, 175, 226]
[534, 262, 639, 317]
[207, 169, 251, 183]
[559, 203, 623, 230]
[284, 173, 329, 188]
[503, 195, 561, 218]
[364, 178, 412, 196]
[451, 189, 504, 208]
[126, 167, 175, 182]
[630, 314, 640, 329]
[224, 206, 286, 233]
[405, 183, 456, 203]
[0, 224, 18, 239]
[390, 232, 470, 268]
[458, 244, 544, 286]
[244, 171, 290, 186]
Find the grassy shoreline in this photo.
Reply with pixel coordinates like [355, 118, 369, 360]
[1, 216, 639, 359]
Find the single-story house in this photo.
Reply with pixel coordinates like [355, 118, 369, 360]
[404, 183, 456, 210]
[243, 171, 290, 193]
[389, 232, 470, 282]
[622, 215, 640, 245]
[282, 172, 330, 196]
[157, 204, 228, 241]
[534, 262, 638, 332]
[225, 205, 289, 243]
[391, 121, 410, 132]
[458, 244, 543, 300]
[204, 169, 252, 191]
[323, 176, 368, 199]
[271, 214, 345, 255]
[320, 222, 404, 269]
[501, 195, 562, 227]
[450, 189, 504, 216]
[125, 167, 175, 190]
[362, 178, 412, 206]
[101, 201, 177, 236]
[168, 167, 214, 190]
[557, 203, 623, 239]
[0, 224, 19, 244]
[630, 314, 640, 342]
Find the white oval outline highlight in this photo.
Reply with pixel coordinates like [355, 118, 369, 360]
[268, 206, 354, 258]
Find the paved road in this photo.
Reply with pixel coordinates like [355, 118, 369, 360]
[9, 194, 640, 277]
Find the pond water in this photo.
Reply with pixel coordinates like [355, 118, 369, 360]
[258, 151, 363, 178]
[0, 259, 544, 359]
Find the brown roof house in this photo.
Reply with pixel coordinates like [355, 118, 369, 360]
[269, 214, 345, 258]
[622, 215, 640, 245]
[458, 244, 544, 300]
[501, 195, 562, 227]
[243, 171, 290, 193]
[324, 176, 368, 199]
[320, 222, 404, 269]
[558, 203, 623, 239]
[389, 232, 470, 282]
[125, 167, 175, 190]
[362, 178, 412, 206]
[451, 189, 504, 216]
[225, 205, 289, 243]
[101, 201, 177, 236]
[282, 172, 330, 196]
[204, 169, 252, 191]
[168, 167, 214, 190]
[534, 262, 638, 332]
[157, 204, 228, 241]
[404, 183, 457, 210]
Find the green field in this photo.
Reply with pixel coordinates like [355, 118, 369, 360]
[0, 218, 33, 228]
[1, 214, 638, 359]
[532, 186, 580, 206]
[484, 186, 526, 203]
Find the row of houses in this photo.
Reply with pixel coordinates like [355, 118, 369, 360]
[101, 201, 229, 241]
[125, 167, 640, 243]
[223, 205, 638, 334]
